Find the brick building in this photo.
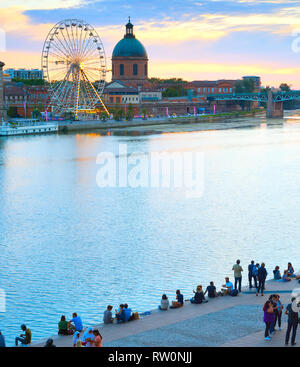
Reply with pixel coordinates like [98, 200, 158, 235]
[4, 83, 49, 118]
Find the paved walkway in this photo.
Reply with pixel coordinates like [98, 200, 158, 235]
[32, 276, 300, 347]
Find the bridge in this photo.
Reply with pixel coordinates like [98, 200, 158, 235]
[206, 89, 300, 117]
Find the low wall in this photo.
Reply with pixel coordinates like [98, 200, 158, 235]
[58, 110, 265, 133]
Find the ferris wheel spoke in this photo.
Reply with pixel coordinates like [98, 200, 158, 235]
[64, 26, 77, 59]
[82, 40, 99, 60]
[59, 28, 76, 59]
[80, 34, 95, 60]
[52, 34, 73, 60]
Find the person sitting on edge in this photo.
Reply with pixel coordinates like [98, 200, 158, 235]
[222, 277, 233, 295]
[58, 315, 69, 335]
[68, 313, 83, 332]
[273, 266, 281, 280]
[204, 281, 218, 298]
[15, 324, 32, 346]
[176, 289, 184, 307]
[191, 285, 207, 304]
[159, 294, 169, 310]
[282, 270, 292, 282]
[115, 304, 125, 323]
[123, 304, 132, 322]
[287, 262, 295, 278]
[103, 305, 114, 324]
[44, 338, 56, 347]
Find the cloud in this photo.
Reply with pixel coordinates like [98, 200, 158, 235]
[0, 0, 94, 10]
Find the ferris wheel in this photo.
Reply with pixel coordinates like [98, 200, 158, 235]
[42, 19, 109, 119]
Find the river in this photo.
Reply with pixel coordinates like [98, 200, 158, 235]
[0, 111, 299, 345]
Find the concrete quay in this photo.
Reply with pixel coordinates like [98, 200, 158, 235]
[32, 276, 299, 348]
[57, 111, 267, 133]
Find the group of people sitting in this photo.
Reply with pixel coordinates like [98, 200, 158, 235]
[158, 281, 229, 310]
[103, 303, 138, 324]
[273, 263, 298, 282]
[58, 313, 83, 335]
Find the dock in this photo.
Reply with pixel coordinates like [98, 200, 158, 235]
[31, 275, 299, 347]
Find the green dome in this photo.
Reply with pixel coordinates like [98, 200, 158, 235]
[112, 37, 148, 58]
[112, 19, 148, 58]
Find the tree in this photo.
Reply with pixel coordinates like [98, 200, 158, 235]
[125, 104, 134, 121]
[234, 79, 255, 110]
[32, 108, 41, 119]
[12, 78, 45, 86]
[141, 108, 147, 119]
[279, 83, 295, 110]
[99, 112, 109, 121]
[7, 106, 18, 117]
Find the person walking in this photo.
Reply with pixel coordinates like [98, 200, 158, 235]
[248, 260, 257, 289]
[256, 263, 267, 296]
[263, 300, 275, 341]
[285, 298, 299, 346]
[232, 259, 243, 292]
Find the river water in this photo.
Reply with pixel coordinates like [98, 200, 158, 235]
[0, 112, 299, 345]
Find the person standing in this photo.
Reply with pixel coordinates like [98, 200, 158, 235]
[93, 329, 103, 347]
[232, 259, 243, 292]
[285, 298, 299, 346]
[263, 300, 275, 341]
[274, 294, 283, 331]
[256, 263, 267, 296]
[248, 260, 257, 289]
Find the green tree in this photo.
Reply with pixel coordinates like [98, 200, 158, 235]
[141, 108, 147, 119]
[12, 78, 45, 86]
[99, 112, 109, 121]
[7, 106, 18, 117]
[234, 79, 255, 110]
[279, 83, 295, 110]
[125, 104, 134, 121]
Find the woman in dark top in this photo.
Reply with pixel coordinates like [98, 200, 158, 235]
[256, 263, 267, 296]
[58, 315, 69, 335]
[191, 285, 206, 304]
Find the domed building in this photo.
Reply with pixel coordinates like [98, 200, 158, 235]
[112, 18, 148, 87]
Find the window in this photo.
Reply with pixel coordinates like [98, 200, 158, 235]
[116, 97, 120, 103]
[109, 97, 114, 103]
[211, 88, 214, 93]
[144, 64, 147, 75]
[203, 88, 206, 93]
[112, 64, 114, 76]
[120, 64, 124, 76]
[219, 88, 221, 93]
[133, 64, 138, 75]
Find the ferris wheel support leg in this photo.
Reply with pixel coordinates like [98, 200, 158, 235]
[81, 70, 110, 116]
[75, 69, 81, 120]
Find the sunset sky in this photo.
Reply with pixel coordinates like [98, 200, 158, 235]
[1, 0, 300, 87]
